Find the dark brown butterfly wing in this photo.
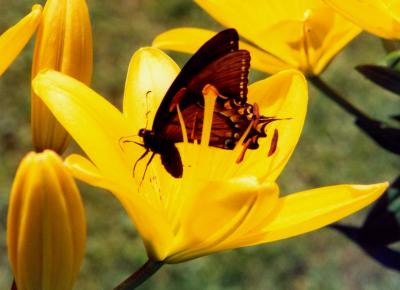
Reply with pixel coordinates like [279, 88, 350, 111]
[161, 103, 236, 148]
[186, 50, 250, 103]
[153, 28, 241, 131]
[158, 50, 251, 145]
[159, 142, 183, 178]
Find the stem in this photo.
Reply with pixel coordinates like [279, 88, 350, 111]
[309, 76, 370, 120]
[113, 260, 164, 290]
[11, 280, 17, 290]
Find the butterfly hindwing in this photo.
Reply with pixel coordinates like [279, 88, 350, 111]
[160, 142, 183, 178]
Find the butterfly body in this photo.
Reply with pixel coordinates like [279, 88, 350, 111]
[136, 29, 279, 178]
[138, 128, 183, 178]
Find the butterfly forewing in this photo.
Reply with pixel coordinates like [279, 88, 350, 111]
[186, 50, 250, 102]
[153, 29, 240, 131]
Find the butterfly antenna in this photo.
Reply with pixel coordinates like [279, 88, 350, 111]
[119, 134, 140, 152]
[145, 90, 152, 129]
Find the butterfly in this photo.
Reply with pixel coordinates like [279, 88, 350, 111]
[136, 28, 279, 179]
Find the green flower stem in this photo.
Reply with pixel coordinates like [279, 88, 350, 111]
[114, 260, 164, 290]
[309, 75, 370, 120]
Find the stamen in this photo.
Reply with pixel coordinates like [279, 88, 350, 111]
[232, 120, 254, 164]
[252, 103, 260, 128]
[236, 138, 252, 163]
[200, 84, 218, 147]
[268, 129, 279, 157]
[169, 87, 187, 112]
[176, 104, 188, 144]
[190, 112, 199, 141]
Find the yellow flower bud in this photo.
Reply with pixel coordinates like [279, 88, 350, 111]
[31, 0, 93, 153]
[7, 150, 86, 290]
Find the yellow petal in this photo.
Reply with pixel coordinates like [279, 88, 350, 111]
[235, 69, 308, 181]
[166, 178, 278, 263]
[7, 150, 85, 290]
[65, 153, 175, 261]
[123, 47, 179, 131]
[153, 27, 291, 74]
[31, 0, 93, 153]
[194, 0, 279, 45]
[32, 70, 134, 185]
[305, 7, 361, 75]
[194, 0, 361, 74]
[33, 70, 176, 260]
[323, 0, 400, 39]
[225, 183, 388, 248]
[65, 154, 106, 189]
[0, 5, 42, 77]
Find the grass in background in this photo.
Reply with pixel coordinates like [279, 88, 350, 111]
[0, 0, 399, 289]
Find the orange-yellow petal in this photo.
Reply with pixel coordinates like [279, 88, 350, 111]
[323, 0, 400, 39]
[32, 70, 134, 184]
[223, 183, 388, 248]
[65, 153, 175, 261]
[123, 47, 179, 131]
[166, 178, 278, 262]
[33, 70, 178, 259]
[152, 27, 291, 74]
[235, 69, 308, 181]
[0, 5, 42, 77]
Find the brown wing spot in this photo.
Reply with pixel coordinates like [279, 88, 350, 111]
[268, 129, 279, 157]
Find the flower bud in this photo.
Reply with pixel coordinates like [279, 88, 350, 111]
[7, 150, 86, 290]
[31, 0, 93, 153]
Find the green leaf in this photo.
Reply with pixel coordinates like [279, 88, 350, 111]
[356, 65, 400, 96]
[355, 117, 400, 155]
[360, 176, 400, 245]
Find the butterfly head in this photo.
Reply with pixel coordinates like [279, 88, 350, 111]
[138, 128, 155, 146]
[138, 128, 150, 138]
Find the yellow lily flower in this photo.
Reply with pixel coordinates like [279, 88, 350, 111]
[0, 4, 42, 77]
[32, 48, 387, 263]
[31, 0, 93, 154]
[153, 0, 362, 76]
[7, 150, 86, 290]
[323, 0, 400, 39]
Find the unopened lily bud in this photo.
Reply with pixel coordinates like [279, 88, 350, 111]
[7, 150, 86, 290]
[31, 0, 93, 153]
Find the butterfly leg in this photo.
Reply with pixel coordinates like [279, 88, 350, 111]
[133, 148, 150, 178]
[139, 152, 156, 187]
[118, 135, 145, 152]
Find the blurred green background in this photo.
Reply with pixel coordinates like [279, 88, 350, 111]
[0, 0, 399, 289]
